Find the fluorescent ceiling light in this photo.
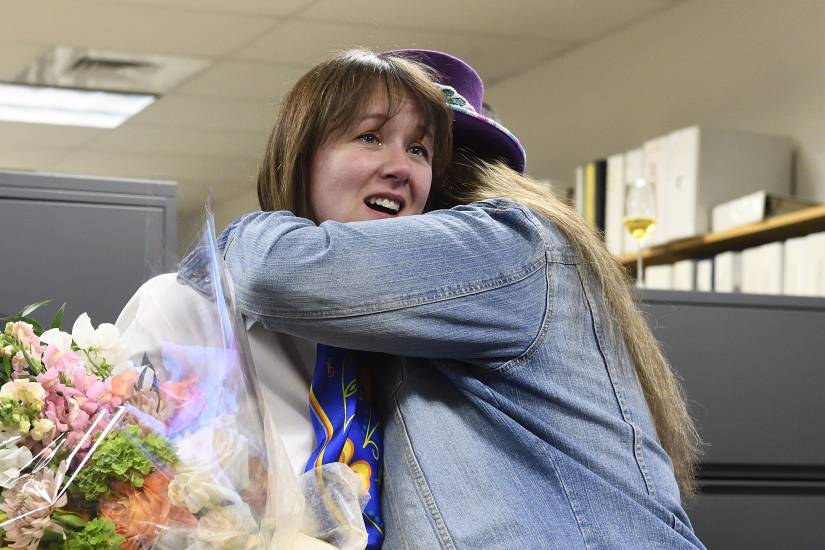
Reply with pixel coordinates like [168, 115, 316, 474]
[0, 83, 156, 128]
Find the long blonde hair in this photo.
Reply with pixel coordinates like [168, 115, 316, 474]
[257, 49, 452, 218]
[433, 149, 701, 496]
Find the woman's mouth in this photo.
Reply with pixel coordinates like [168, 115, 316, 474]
[365, 195, 403, 215]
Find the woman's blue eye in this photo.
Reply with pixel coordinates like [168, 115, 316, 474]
[359, 133, 379, 144]
[409, 145, 430, 159]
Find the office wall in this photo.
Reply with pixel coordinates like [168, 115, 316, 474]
[486, 0, 825, 201]
[211, 0, 824, 241]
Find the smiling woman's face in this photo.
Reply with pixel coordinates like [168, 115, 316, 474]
[308, 86, 434, 224]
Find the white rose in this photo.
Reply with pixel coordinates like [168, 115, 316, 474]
[168, 467, 241, 515]
[177, 416, 250, 490]
[168, 416, 250, 514]
[191, 503, 260, 549]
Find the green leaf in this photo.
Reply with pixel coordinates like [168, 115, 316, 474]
[52, 509, 87, 531]
[1, 355, 11, 381]
[63, 518, 124, 550]
[39, 527, 64, 544]
[17, 299, 51, 318]
[50, 303, 66, 330]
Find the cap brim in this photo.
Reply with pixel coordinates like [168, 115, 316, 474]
[451, 107, 526, 174]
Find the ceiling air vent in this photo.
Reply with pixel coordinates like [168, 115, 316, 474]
[15, 46, 209, 95]
[69, 57, 157, 73]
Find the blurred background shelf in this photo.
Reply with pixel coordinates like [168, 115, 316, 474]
[618, 204, 825, 272]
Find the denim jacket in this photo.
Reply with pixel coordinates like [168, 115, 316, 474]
[218, 199, 705, 550]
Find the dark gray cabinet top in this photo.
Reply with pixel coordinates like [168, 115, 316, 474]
[0, 169, 176, 326]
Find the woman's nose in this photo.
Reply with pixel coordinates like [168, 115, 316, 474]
[379, 144, 412, 185]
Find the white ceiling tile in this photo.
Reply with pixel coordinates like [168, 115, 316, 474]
[302, 0, 673, 40]
[0, 43, 51, 80]
[85, 125, 267, 159]
[174, 61, 307, 101]
[0, 146, 71, 172]
[0, 1, 277, 58]
[128, 95, 276, 132]
[107, 0, 316, 17]
[0, 122, 104, 148]
[234, 20, 568, 83]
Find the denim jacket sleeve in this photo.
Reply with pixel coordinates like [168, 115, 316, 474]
[219, 199, 549, 365]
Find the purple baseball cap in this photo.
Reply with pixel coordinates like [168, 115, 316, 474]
[384, 49, 526, 174]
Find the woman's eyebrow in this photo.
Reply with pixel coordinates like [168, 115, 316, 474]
[352, 113, 432, 140]
[353, 113, 390, 125]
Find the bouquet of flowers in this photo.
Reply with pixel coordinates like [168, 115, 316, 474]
[0, 208, 368, 549]
[0, 211, 274, 549]
[0, 302, 199, 549]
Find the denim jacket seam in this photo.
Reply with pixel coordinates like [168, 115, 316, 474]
[483, 385, 592, 549]
[495, 258, 555, 376]
[576, 267, 658, 498]
[393, 394, 457, 549]
[221, 234, 234, 261]
[243, 256, 546, 321]
[479, 202, 561, 375]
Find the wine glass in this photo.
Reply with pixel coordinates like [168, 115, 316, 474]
[624, 178, 657, 287]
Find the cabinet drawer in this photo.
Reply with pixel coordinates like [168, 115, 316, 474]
[642, 290, 825, 466]
[688, 493, 825, 549]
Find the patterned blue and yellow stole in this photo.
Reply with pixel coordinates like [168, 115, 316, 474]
[306, 344, 383, 548]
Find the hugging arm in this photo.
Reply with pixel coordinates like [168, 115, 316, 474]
[219, 200, 548, 365]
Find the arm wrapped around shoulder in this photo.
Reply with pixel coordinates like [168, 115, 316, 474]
[220, 201, 550, 365]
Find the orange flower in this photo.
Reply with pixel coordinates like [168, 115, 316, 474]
[240, 456, 268, 515]
[159, 376, 198, 408]
[99, 470, 197, 550]
[110, 369, 139, 399]
[159, 376, 205, 431]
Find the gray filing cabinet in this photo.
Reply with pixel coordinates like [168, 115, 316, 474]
[0, 169, 176, 326]
[642, 290, 825, 548]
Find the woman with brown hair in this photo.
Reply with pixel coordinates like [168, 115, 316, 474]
[123, 48, 454, 549]
[219, 49, 705, 549]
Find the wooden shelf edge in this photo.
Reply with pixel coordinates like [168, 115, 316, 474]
[618, 204, 825, 268]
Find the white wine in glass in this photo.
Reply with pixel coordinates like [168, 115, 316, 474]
[624, 179, 657, 287]
[623, 216, 657, 242]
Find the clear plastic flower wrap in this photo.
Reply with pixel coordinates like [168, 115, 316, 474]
[0, 205, 368, 549]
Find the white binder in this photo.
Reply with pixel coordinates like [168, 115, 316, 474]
[782, 236, 809, 296]
[644, 264, 673, 290]
[672, 259, 695, 291]
[696, 259, 713, 292]
[761, 242, 784, 295]
[660, 126, 793, 242]
[604, 154, 625, 255]
[808, 232, 825, 297]
[715, 251, 742, 293]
